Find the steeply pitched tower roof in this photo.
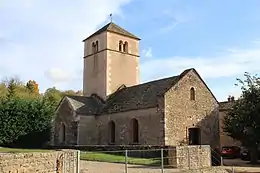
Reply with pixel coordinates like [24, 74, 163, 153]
[83, 22, 140, 41]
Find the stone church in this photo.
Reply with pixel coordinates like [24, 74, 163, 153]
[52, 22, 220, 148]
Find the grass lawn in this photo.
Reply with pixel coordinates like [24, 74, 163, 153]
[0, 147, 52, 153]
[80, 151, 160, 165]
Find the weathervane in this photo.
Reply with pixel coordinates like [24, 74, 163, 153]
[110, 13, 113, 22]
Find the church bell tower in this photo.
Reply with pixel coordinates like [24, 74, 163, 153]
[82, 22, 140, 100]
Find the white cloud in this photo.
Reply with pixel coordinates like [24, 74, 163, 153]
[140, 45, 260, 82]
[44, 68, 72, 83]
[0, 0, 133, 92]
[140, 44, 260, 101]
[159, 10, 188, 33]
[142, 47, 153, 58]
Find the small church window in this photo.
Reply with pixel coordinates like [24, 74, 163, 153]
[119, 40, 123, 52]
[131, 118, 139, 144]
[190, 87, 195, 101]
[92, 42, 96, 54]
[108, 120, 116, 144]
[60, 123, 66, 143]
[95, 41, 99, 52]
[123, 41, 128, 53]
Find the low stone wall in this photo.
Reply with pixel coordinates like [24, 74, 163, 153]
[0, 149, 79, 173]
[168, 145, 211, 169]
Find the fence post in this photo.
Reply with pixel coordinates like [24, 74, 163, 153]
[125, 149, 128, 173]
[77, 150, 80, 173]
[161, 148, 164, 173]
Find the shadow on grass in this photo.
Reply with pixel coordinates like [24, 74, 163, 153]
[0, 147, 53, 153]
[80, 151, 162, 167]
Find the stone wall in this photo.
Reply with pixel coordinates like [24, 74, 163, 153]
[54, 98, 79, 146]
[78, 107, 164, 145]
[164, 70, 220, 148]
[0, 150, 79, 173]
[168, 145, 211, 169]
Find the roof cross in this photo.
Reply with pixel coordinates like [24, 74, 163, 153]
[109, 13, 113, 22]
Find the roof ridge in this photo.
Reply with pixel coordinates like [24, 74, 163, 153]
[83, 22, 140, 41]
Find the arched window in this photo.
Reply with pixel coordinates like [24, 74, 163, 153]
[92, 42, 96, 53]
[119, 40, 123, 52]
[108, 121, 116, 144]
[95, 41, 99, 52]
[123, 41, 128, 53]
[190, 87, 195, 101]
[131, 118, 139, 143]
[60, 123, 66, 143]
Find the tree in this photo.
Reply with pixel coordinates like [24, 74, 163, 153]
[224, 72, 260, 164]
[0, 96, 54, 148]
[0, 78, 38, 100]
[43, 87, 83, 107]
[26, 80, 40, 95]
[6, 78, 17, 98]
[43, 87, 63, 106]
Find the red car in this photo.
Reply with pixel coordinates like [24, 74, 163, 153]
[221, 146, 241, 158]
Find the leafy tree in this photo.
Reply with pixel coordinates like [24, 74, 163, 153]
[43, 87, 63, 106]
[0, 83, 7, 97]
[0, 96, 54, 148]
[26, 80, 40, 95]
[64, 89, 83, 96]
[6, 78, 17, 98]
[224, 72, 260, 164]
[43, 87, 83, 106]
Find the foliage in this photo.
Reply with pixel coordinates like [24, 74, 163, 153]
[26, 80, 40, 95]
[43, 87, 83, 107]
[0, 76, 82, 148]
[0, 96, 54, 147]
[6, 78, 17, 98]
[223, 72, 260, 163]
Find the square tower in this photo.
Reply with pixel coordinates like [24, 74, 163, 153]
[82, 22, 140, 100]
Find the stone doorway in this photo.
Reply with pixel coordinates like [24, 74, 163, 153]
[188, 127, 201, 145]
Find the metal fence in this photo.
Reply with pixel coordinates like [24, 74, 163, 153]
[79, 147, 227, 173]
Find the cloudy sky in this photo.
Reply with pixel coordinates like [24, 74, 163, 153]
[1, 0, 260, 101]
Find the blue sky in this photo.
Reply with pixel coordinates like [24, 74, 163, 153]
[1, 0, 260, 101]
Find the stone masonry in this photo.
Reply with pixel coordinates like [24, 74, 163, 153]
[0, 150, 78, 173]
[164, 70, 220, 147]
[53, 22, 220, 149]
[168, 145, 211, 169]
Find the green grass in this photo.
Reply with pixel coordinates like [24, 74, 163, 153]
[80, 151, 160, 165]
[0, 147, 52, 153]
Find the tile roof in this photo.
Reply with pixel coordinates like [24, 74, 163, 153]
[219, 101, 235, 110]
[62, 74, 180, 115]
[60, 68, 217, 115]
[65, 95, 102, 115]
[101, 75, 180, 114]
[83, 22, 140, 41]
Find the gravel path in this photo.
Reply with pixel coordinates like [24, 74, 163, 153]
[80, 161, 182, 173]
[80, 161, 260, 173]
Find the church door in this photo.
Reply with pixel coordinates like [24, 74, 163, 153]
[108, 121, 116, 144]
[131, 119, 139, 144]
[188, 127, 201, 145]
